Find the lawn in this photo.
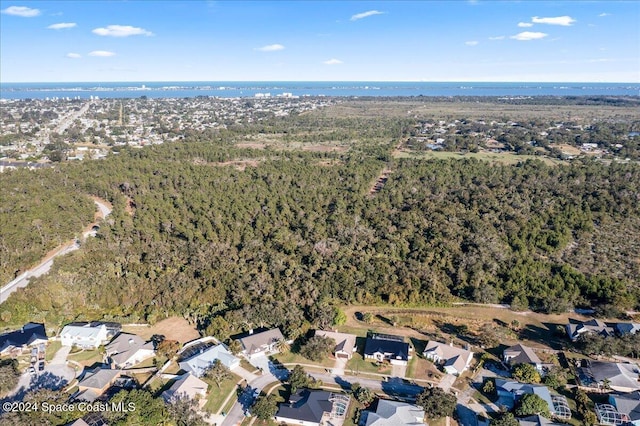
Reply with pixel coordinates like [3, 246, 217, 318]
[345, 353, 390, 376]
[272, 351, 335, 368]
[45, 340, 62, 362]
[406, 355, 442, 382]
[67, 349, 103, 366]
[202, 372, 241, 414]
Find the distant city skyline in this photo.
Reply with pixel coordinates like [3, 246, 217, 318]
[1, 0, 639, 83]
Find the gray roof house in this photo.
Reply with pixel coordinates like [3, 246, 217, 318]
[162, 373, 209, 406]
[275, 389, 349, 426]
[364, 400, 425, 425]
[578, 361, 640, 393]
[608, 392, 640, 426]
[105, 333, 155, 368]
[503, 344, 543, 370]
[179, 343, 240, 377]
[239, 328, 284, 359]
[314, 330, 357, 360]
[518, 415, 565, 426]
[76, 368, 122, 402]
[423, 341, 473, 376]
[495, 379, 571, 420]
[566, 319, 615, 341]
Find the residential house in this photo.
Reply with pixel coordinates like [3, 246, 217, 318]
[578, 361, 640, 393]
[179, 343, 240, 377]
[0, 322, 48, 356]
[364, 334, 411, 366]
[517, 415, 565, 426]
[616, 323, 640, 336]
[76, 368, 122, 402]
[238, 328, 284, 359]
[603, 392, 640, 426]
[60, 322, 120, 349]
[314, 330, 357, 360]
[275, 389, 349, 426]
[566, 319, 615, 342]
[423, 341, 473, 376]
[105, 333, 155, 369]
[503, 344, 543, 371]
[162, 373, 208, 406]
[364, 400, 425, 425]
[495, 379, 571, 420]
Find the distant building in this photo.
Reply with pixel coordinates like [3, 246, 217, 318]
[179, 343, 240, 377]
[238, 328, 284, 359]
[0, 322, 48, 356]
[423, 341, 473, 376]
[364, 399, 425, 425]
[503, 344, 543, 371]
[566, 319, 615, 341]
[314, 330, 357, 360]
[364, 334, 411, 366]
[275, 389, 350, 426]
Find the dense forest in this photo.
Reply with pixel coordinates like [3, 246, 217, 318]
[1, 110, 639, 336]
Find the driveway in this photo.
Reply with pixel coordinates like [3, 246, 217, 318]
[391, 363, 407, 378]
[439, 374, 456, 392]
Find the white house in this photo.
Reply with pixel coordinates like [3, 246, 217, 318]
[60, 323, 110, 349]
[423, 341, 473, 376]
[365, 400, 425, 425]
[179, 343, 240, 377]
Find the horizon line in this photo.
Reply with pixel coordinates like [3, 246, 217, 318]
[2, 80, 639, 85]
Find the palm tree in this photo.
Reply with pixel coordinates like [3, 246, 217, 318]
[276, 339, 290, 354]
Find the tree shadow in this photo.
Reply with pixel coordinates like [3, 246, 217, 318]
[29, 371, 68, 391]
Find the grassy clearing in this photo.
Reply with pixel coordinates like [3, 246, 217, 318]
[345, 353, 390, 376]
[202, 372, 241, 414]
[393, 149, 561, 166]
[273, 351, 335, 368]
[406, 356, 442, 382]
[67, 349, 102, 366]
[45, 340, 62, 362]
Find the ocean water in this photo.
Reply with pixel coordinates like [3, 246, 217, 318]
[1, 81, 638, 99]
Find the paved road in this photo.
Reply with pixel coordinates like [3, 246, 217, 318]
[221, 372, 277, 426]
[0, 198, 112, 304]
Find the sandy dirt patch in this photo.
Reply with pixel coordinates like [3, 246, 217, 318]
[122, 317, 200, 344]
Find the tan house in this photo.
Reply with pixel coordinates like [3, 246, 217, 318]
[314, 330, 357, 360]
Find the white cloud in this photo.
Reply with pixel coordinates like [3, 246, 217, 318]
[489, 36, 505, 40]
[66, 53, 81, 58]
[511, 31, 548, 41]
[465, 41, 479, 46]
[518, 22, 533, 28]
[1, 5, 41, 17]
[48, 22, 76, 30]
[89, 50, 116, 57]
[532, 16, 576, 26]
[255, 44, 285, 52]
[350, 10, 384, 21]
[323, 58, 343, 65]
[92, 25, 153, 37]
[598, 13, 610, 17]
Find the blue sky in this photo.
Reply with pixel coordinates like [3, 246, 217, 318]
[1, 1, 638, 82]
